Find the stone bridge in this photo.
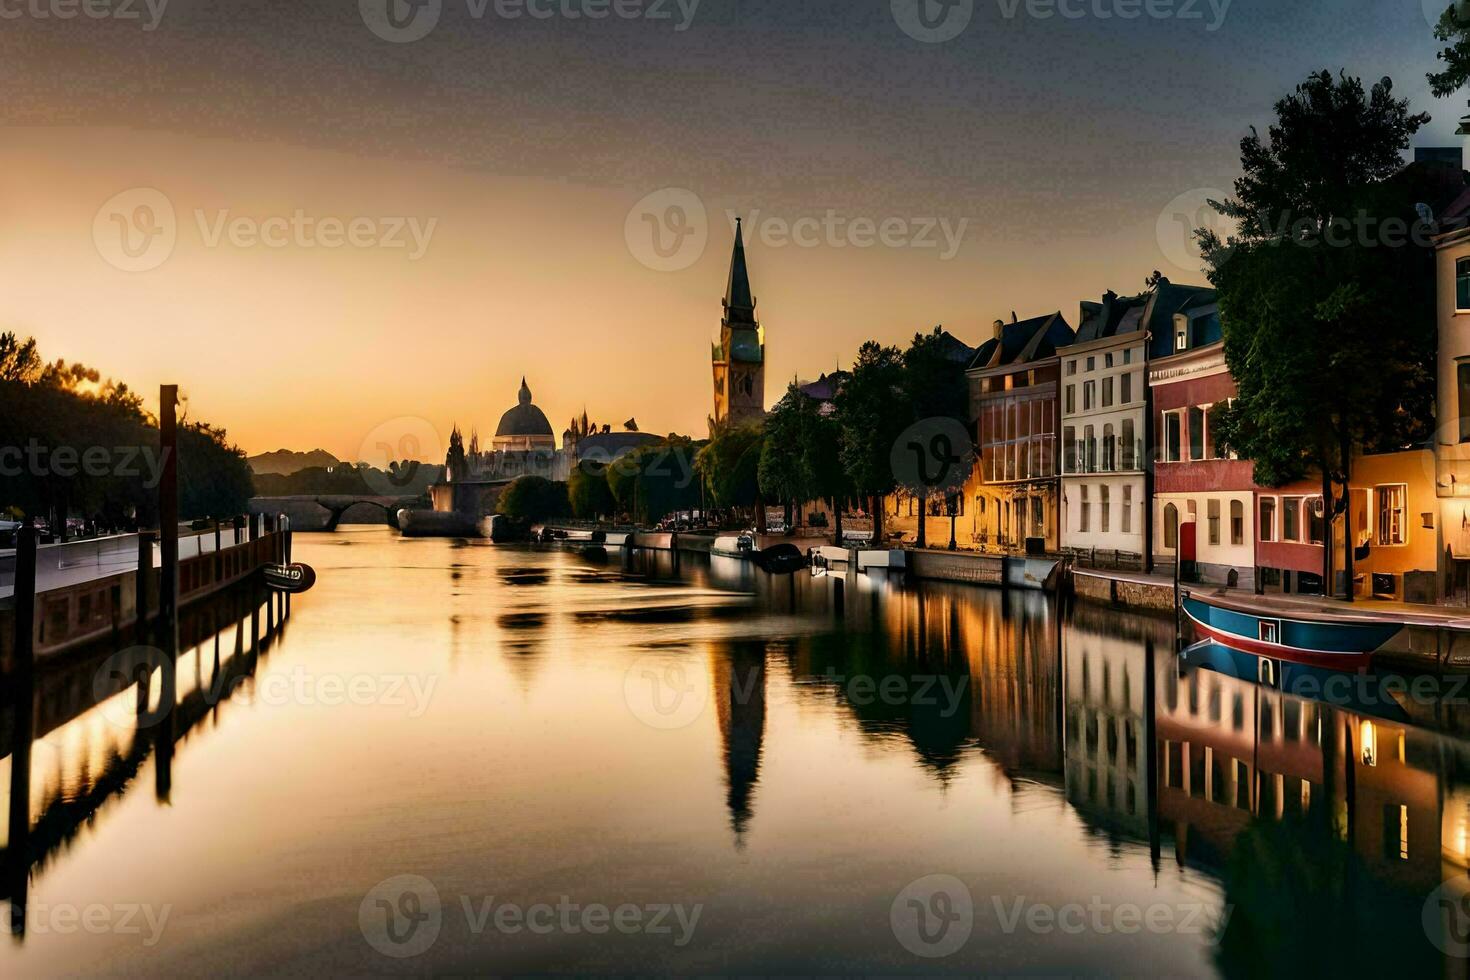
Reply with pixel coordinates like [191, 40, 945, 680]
[248, 496, 419, 532]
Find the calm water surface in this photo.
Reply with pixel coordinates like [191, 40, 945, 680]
[1, 527, 1467, 976]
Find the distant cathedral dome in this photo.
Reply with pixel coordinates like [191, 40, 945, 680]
[493, 378, 556, 451]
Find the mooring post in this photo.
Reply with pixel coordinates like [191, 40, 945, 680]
[233, 514, 243, 547]
[213, 517, 222, 585]
[156, 385, 179, 800]
[136, 530, 156, 644]
[283, 516, 293, 618]
[5, 524, 36, 937]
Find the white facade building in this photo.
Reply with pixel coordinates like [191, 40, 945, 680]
[1059, 293, 1149, 564]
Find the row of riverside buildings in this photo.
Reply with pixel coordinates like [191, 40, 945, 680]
[879, 185, 1470, 604]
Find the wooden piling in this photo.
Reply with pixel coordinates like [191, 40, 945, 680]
[136, 531, 156, 644]
[6, 523, 37, 934]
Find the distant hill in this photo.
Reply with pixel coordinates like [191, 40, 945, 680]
[248, 448, 341, 477]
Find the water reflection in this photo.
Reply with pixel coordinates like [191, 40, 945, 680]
[1, 582, 285, 941]
[4, 532, 1470, 974]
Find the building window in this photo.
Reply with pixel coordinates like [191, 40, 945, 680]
[1083, 381, 1095, 411]
[1063, 426, 1077, 473]
[1121, 419, 1136, 470]
[1376, 485, 1406, 546]
[1164, 503, 1179, 550]
[1188, 406, 1206, 461]
[1080, 485, 1091, 533]
[1102, 424, 1116, 472]
[1123, 485, 1133, 534]
[1084, 425, 1096, 472]
[1101, 485, 1111, 533]
[1123, 348, 1134, 365]
[1121, 372, 1132, 405]
[1459, 362, 1470, 444]
[1282, 497, 1301, 542]
[1067, 359, 1077, 376]
[1066, 384, 1076, 415]
[1231, 500, 1244, 546]
[1102, 376, 1114, 408]
[1459, 257, 1470, 312]
[1260, 497, 1277, 542]
[1208, 499, 1221, 546]
[1164, 411, 1182, 463]
[1308, 496, 1325, 545]
[1086, 356, 1095, 371]
[1175, 326, 1187, 350]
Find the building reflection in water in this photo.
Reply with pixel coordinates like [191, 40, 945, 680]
[11, 540, 1470, 971]
[0, 582, 283, 941]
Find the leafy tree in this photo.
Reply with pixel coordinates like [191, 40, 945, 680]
[1198, 70, 1438, 598]
[834, 342, 908, 542]
[758, 385, 815, 529]
[0, 334, 256, 528]
[568, 460, 616, 521]
[695, 422, 764, 519]
[497, 476, 570, 523]
[606, 442, 701, 525]
[1428, 2, 1470, 99]
[804, 406, 850, 544]
[900, 327, 972, 548]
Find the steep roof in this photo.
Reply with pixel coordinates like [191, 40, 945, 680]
[1072, 290, 1149, 345]
[723, 219, 756, 325]
[1142, 278, 1220, 357]
[967, 312, 1075, 372]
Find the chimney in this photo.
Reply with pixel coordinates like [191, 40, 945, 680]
[1010, 311, 1018, 323]
[992, 318, 1005, 341]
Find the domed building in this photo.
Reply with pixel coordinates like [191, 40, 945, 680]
[493, 378, 557, 452]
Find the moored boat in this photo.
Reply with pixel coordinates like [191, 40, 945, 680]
[1181, 591, 1404, 670]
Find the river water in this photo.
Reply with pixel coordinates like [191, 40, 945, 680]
[1, 526, 1467, 976]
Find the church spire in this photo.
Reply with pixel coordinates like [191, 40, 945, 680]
[723, 218, 756, 324]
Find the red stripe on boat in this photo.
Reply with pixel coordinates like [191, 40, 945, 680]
[1183, 610, 1371, 671]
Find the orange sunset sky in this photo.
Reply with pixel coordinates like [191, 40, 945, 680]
[0, 1, 1458, 462]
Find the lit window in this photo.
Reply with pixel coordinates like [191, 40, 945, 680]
[1376, 485, 1406, 546]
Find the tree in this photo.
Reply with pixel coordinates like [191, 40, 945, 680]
[899, 327, 972, 548]
[758, 385, 816, 529]
[1428, 2, 1470, 99]
[834, 342, 909, 542]
[497, 476, 570, 523]
[695, 422, 764, 521]
[568, 460, 615, 521]
[606, 442, 701, 525]
[1198, 70, 1438, 599]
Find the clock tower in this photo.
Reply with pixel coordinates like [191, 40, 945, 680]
[711, 219, 766, 432]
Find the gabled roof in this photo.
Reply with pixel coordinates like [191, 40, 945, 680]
[796, 371, 848, 403]
[1072, 290, 1149, 345]
[967, 312, 1075, 372]
[1142, 278, 1219, 357]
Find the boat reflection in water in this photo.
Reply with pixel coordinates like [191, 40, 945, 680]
[2, 530, 1470, 975]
